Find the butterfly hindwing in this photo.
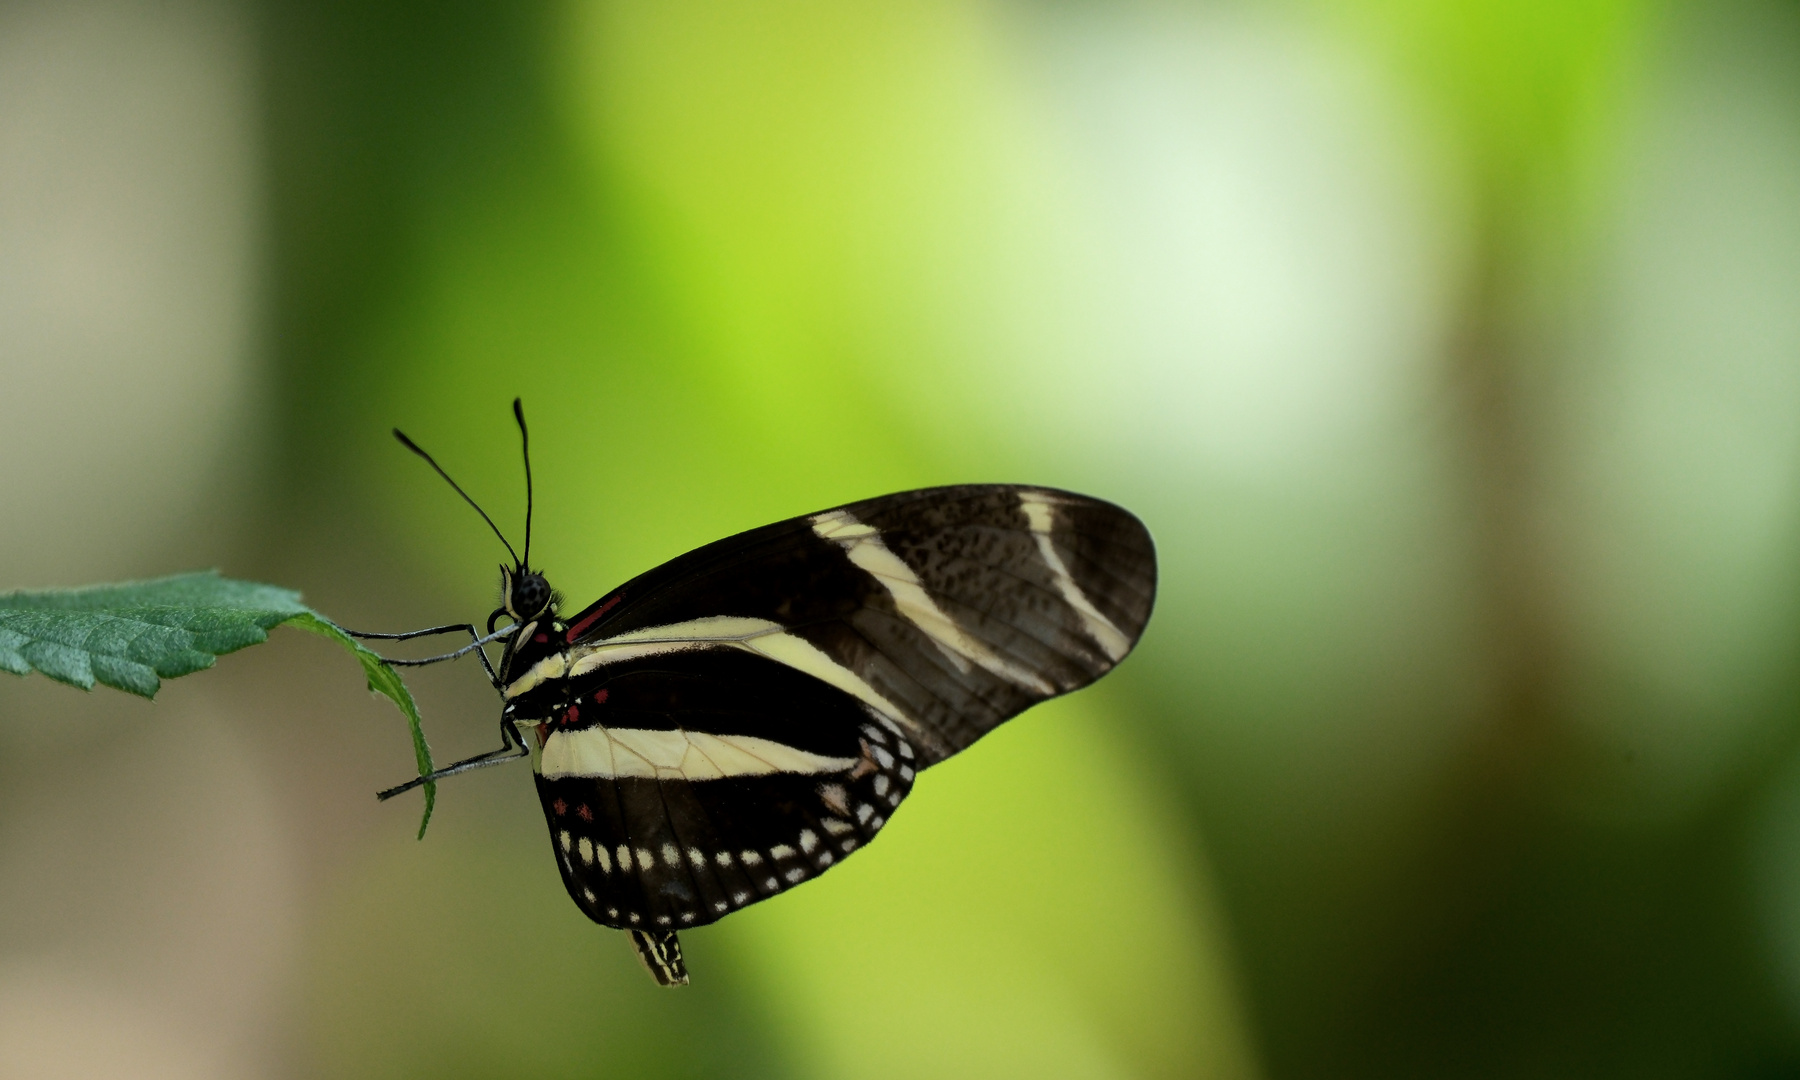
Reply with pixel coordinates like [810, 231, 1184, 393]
[532, 642, 916, 931]
[537, 712, 915, 931]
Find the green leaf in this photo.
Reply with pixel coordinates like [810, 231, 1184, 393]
[0, 571, 437, 836]
[0, 571, 308, 694]
[285, 612, 436, 837]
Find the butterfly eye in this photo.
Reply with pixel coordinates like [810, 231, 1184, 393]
[512, 572, 551, 616]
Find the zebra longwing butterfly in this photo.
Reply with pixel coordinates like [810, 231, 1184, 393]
[359, 402, 1156, 986]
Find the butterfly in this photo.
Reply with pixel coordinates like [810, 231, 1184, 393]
[354, 401, 1157, 985]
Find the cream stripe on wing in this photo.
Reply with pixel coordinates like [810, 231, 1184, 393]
[504, 650, 569, 699]
[1018, 493, 1131, 662]
[811, 509, 1055, 693]
[566, 615, 922, 736]
[539, 726, 857, 780]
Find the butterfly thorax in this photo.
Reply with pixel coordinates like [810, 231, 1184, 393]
[497, 565, 570, 726]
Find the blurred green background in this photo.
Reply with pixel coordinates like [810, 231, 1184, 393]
[4, 0, 1800, 1076]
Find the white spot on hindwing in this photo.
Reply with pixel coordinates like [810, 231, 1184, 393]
[558, 830, 572, 853]
[799, 829, 818, 854]
[769, 844, 796, 860]
[811, 508, 1056, 692]
[578, 837, 595, 866]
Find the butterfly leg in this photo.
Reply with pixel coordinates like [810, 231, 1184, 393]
[343, 622, 484, 643]
[376, 720, 529, 800]
[342, 622, 510, 689]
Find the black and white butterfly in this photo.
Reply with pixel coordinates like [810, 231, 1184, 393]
[356, 402, 1156, 986]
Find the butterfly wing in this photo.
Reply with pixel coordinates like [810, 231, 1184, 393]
[535, 646, 916, 934]
[534, 485, 1154, 937]
[562, 484, 1156, 763]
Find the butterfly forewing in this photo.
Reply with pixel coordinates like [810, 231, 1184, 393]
[563, 485, 1155, 762]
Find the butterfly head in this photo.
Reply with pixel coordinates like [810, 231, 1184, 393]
[501, 564, 556, 623]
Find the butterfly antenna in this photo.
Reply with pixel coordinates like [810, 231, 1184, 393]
[393, 428, 522, 567]
[513, 397, 533, 570]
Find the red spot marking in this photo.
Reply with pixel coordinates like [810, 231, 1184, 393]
[534, 632, 549, 643]
[552, 798, 566, 816]
[577, 804, 593, 821]
[593, 688, 608, 705]
[566, 594, 624, 642]
[563, 705, 580, 728]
